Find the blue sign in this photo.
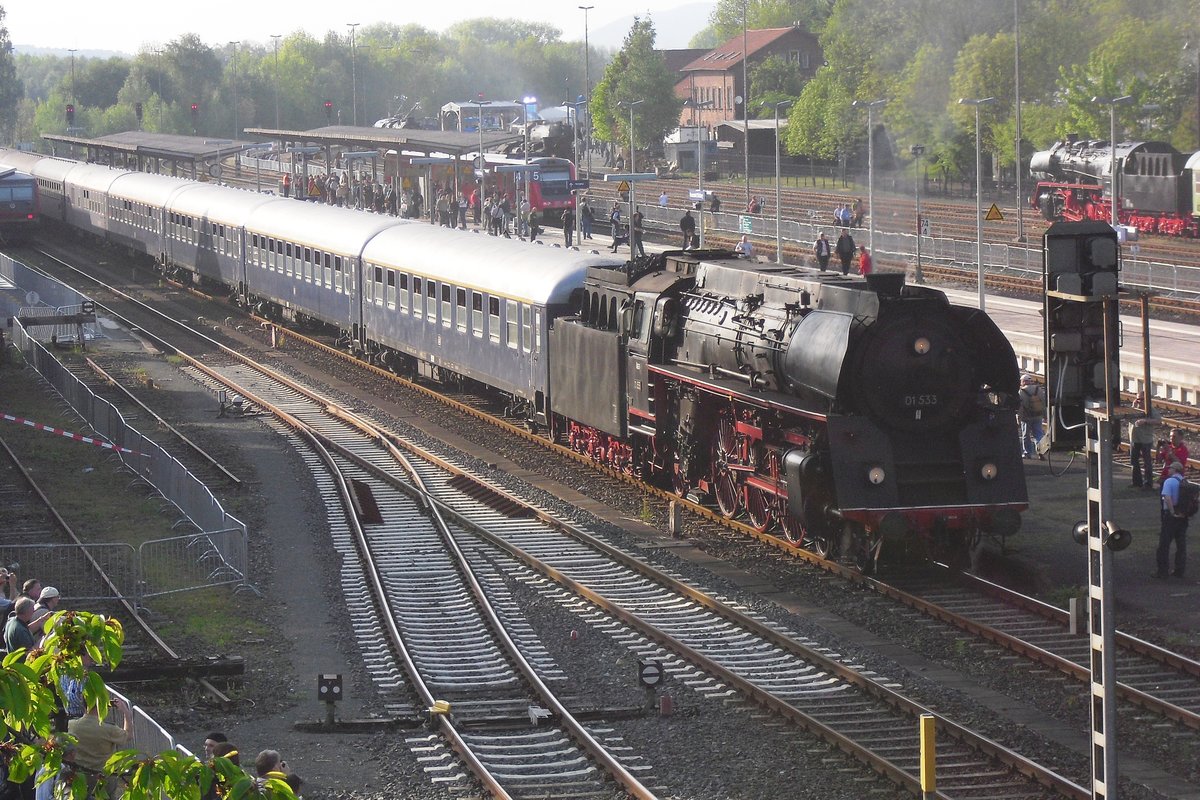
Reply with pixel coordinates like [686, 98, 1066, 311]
[568, 179, 590, 191]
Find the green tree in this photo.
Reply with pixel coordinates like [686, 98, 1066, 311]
[590, 17, 681, 152]
[0, 611, 295, 800]
[0, 5, 22, 143]
[694, 0, 832, 47]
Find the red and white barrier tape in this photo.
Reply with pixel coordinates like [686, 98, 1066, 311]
[1, 412, 151, 458]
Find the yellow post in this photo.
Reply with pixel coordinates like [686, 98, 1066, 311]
[919, 713, 936, 797]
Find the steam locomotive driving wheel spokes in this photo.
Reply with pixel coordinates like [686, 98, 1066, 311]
[711, 433, 741, 517]
[744, 485, 772, 531]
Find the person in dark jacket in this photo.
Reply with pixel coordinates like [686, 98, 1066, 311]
[835, 229, 856, 275]
[680, 209, 696, 249]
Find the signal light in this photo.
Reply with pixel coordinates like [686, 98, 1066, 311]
[65, 104, 75, 127]
[324, 100, 333, 122]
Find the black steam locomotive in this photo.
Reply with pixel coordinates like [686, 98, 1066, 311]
[1030, 137, 1200, 237]
[553, 252, 1027, 570]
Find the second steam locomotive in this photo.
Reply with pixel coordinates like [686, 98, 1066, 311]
[1, 148, 1027, 570]
[1030, 136, 1200, 237]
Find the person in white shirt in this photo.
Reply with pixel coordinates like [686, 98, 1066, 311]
[734, 235, 754, 259]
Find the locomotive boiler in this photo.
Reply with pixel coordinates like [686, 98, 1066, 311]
[1030, 138, 1199, 237]
[551, 251, 1027, 570]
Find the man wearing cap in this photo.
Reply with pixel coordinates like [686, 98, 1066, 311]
[30, 586, 61, 641]
[1017, 374, 1046, 459]
[1155, 461, 1189, 579]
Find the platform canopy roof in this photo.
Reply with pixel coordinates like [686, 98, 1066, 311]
[243, 125, 520, 156]
[41, 131, 260, 161]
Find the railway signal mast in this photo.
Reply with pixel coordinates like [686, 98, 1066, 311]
[1045, 221, 1132, 800]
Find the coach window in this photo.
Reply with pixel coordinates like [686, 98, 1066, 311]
[506, 299, 518, 348]
[399, 274, 409, 312]
[386, 270, 397, 309]
[521, 305, 533, 352]
[374, 267, 385, 306]
[455, 288, 467, 332]
[412, 277, 423, 318]
[321, 253, 330, 287]
[426, 279, 437, 320]
[304, 248, 313, 282]
[442, 285, 453, 328]
[285, 243, 294, 276]
[312, 250, 322, 280]
[332, 256, 343, 292]
[488, 296, 500, 343]
[471, 292, 483, 337]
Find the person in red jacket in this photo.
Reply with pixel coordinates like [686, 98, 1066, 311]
[858, 246, 873, 276]
[1158, 428, 1189, 483]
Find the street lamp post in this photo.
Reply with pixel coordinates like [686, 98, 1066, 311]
[688, 98, 714, 247]
[521, 95, 537, 238]
[851, 98, 886, 253]
[764, 99, 793, 263]
[1186, 41, 1200, 152]
[1014, 0, 1027, 242]
[229, 41, 240, 139]
[742, 0, 750, 208]
[68, 49, 77, 102]
[911, 144, 926, 284]
[579, 5, 593, 175]
[618, 99, 645, 247]
[152, 49, 164, 130]
[570, 96, 586, 244]
[1090, 94, 1134, 227]
[347, 23, 360, 126]
[471, 95, 491, 204]
[958, 96, 996, 311]
[270, 35, 282, 130]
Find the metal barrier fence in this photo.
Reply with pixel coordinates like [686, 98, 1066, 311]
[4, 256, 250, 600]
[139, 528, 248, 600]
[636, 205, 1200, 301]
[0, 544, 138, 604]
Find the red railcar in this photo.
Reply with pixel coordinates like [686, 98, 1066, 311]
[0, 168, 39, 242]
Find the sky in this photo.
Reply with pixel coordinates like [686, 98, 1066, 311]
[8, 1, 712, 54]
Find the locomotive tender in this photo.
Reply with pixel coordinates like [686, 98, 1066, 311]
[0, 148, 1027, 570]
[1030, 137, 1200, 237]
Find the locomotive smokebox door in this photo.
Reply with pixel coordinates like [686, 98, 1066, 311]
[1042, 221, 1121, 451]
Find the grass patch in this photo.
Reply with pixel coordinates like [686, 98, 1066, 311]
[0, 361, 244, 651]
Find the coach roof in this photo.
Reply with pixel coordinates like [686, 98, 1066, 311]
[245, 198, 399, 257]
[167, 183, 281, 228]
[361, 224, 626, 305]
[108, 171, 206, 208]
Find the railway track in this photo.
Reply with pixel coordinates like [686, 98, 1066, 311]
[0, 433, 174, 662]
[209, 357, 1087, 798]
[25, 235, 1106, 797]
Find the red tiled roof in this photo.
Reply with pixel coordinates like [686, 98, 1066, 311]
[680, 27, 799, 73]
